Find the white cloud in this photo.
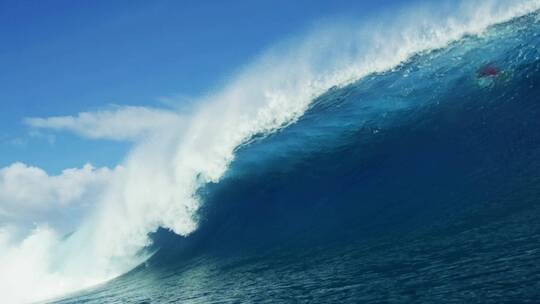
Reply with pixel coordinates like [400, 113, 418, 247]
[0, 162, 118, 226]
[24, 106, 183, 141]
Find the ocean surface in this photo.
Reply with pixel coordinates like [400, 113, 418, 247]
[48, 12, 540, 304]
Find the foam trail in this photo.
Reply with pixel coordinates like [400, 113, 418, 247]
[1, 0, 539, 303]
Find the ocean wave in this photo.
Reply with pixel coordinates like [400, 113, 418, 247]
[2, 1, 540, 303]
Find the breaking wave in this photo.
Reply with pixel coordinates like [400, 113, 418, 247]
[1, 1, 540, 303]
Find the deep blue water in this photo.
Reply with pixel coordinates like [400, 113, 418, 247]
[51, 13, 540, 304]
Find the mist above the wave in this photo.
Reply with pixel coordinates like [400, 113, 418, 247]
[1, 1, 539, 303]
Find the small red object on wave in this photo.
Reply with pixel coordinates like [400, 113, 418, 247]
[477, 65, 499, 77]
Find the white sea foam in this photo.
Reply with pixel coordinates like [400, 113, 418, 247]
[1, 1, 539, 303]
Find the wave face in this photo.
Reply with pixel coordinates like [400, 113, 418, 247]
[47, 9, 540, 304]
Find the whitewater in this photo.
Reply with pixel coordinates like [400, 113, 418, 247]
[1, 0, 540, 303]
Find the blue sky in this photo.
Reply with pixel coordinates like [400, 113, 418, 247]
[0, 0, 410, 173]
